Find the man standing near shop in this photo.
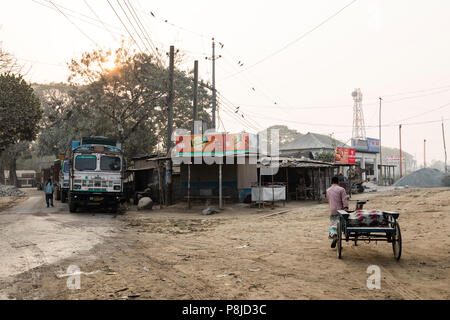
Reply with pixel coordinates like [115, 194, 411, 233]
[327, 176, 349, 248]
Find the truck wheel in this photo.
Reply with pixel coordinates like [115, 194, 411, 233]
[61, 191, 67, 203]
[56, 189, 61, 201]
[110, 204, 119, 214]
[69, 201, 77, 213]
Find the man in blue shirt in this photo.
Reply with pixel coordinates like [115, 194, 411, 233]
[44, 179, 54, 207]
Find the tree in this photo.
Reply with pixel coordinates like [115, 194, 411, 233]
[0, 142, 29, 186]
[0, 74, 42, 151]
[0, 47, 20, 74]
[258, 125, 302, 155]
[36, 45, 212, 160]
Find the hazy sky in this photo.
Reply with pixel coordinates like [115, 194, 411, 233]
[1, 0, 449, 165]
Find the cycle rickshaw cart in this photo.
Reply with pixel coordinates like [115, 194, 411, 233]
[336, 200, 402, 260]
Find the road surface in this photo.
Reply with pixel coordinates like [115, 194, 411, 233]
[0, 189, 122, 299]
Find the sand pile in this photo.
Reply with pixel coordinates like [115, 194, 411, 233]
[394, 168, 449, 187]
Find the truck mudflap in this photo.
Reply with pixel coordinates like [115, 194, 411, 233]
[69, 191, 122, 212]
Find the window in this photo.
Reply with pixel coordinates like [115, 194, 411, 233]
[100, 156, 121, 171]
[63, 161, 69, 173]
[75, 156, 97, 171]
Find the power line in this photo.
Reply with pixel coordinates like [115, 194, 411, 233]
[217, 92, 264, 130]
[216, 95, 261, 132]
[83, 0, 118, 41]
[123, 0, 164, 64]
[220, 0, 358, 80]
[46, 0, 98, 46]
[115, 0, 151, 54]
[387, 102, 450, 125]
[107, 0, 144, 53]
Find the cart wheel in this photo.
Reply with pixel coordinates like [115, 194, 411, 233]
[337, 221, 343, 259]
[392, 223, 402, 260]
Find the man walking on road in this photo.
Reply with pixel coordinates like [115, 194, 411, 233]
[326, 176, 349, 248]
[44, 179, 54, 207]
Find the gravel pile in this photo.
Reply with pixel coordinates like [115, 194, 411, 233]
[0, 185, 25, 197]
[393, 168, 448, 187]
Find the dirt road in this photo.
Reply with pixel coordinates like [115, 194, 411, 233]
[0, 187, 448, 300]
[0, 189, 123, 299]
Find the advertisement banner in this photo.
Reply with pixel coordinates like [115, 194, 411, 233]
[334, 147, 356, 164]
[351, 139, 368, 151]
[367, 138, 380, 153]
[175, 133, 249, 156]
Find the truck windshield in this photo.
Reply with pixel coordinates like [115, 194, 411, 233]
[75, 155, 97, 171]
[100, 156, 121, 171]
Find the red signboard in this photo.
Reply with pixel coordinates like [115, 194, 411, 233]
[175, 133, 249, 156]
[334, 147, 356, 164]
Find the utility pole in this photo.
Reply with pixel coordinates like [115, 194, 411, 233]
[442, 118, 448, 174]
[424, 139, 427, 168]
[166, 45, 175, 205]
[399, 124, 403, 178]
[211, 38, 216, 130]
[379, 97, 383, 186]
[193, 60, 198, 132]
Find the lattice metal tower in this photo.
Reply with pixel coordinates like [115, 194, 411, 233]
[351, 88, 366, 140]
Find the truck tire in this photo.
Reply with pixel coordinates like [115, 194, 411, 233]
[61, 191, 67, 203]
[56, 188, 61, 201]
[69, 201, 77, 213]
[111, 204, 119, 214]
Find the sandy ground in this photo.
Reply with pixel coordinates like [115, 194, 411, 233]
[0, 187, 448, 300]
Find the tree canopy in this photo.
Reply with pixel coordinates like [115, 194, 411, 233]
[0, 73, 42, 151]
[36, 46, 212, 159]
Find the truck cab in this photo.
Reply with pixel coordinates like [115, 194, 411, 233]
[68, 137, 124, 213]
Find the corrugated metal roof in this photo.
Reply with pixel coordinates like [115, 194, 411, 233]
[257, 157, 334, 168]
[280, 132, 348, 151]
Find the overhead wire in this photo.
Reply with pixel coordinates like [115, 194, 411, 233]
[220, 0, 358, 81]
[107, 0, 144, 53]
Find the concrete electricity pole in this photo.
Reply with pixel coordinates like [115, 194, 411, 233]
[379, 97, 383, 186]
[166, 45, 175, 206]
[399, 124, 403, 178]
[442, 119, 448, 174]
[211, 38, 216, 130]
[193, 60, 198, 132]
[424, 139, 427, 168]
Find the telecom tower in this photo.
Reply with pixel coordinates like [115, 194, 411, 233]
[351, 88, 366, 140]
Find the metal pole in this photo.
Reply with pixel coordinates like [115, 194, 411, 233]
[399, 124, 403, 178]
[211, 38, 216, 130]
[193, 60, 198, 130]
[424, 139, 427, 168]
[379, 97, 383, 186]
[442, 119, 448, 174]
